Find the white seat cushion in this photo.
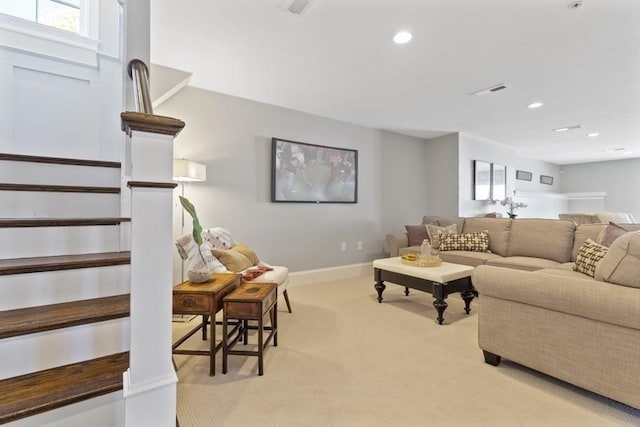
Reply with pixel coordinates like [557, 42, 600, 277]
[245, 264, 289, 291]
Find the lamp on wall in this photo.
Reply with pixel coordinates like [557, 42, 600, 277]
[173, 159, 207, 285]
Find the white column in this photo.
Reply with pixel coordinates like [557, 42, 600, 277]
[121, 112, 184, 427]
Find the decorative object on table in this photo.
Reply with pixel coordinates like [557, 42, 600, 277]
[515, 170, 532, 181]
[540, 175, 554, 185]
[179, 196, 210, 283]
[173, 159, 207, 281]
[500, 194, 527, 219]
[271, 137, 358, 204]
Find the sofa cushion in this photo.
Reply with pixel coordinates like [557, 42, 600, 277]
[462, 218, 512, 256]
[485, 256, 560, 271]
[438, 231, 489, 252]
[508, 219, 575, 263]
[537, 262, 597, 280]
[573, 239, 608, 278]
[572, 223, 606, 261]
[439, 251, 503, 267]
[405, 224, 428, 247]
[472, 265, 640, 330]
[426, 224, 457, 249]
[595, 232, 640, 288]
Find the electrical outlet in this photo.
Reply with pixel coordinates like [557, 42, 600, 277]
[341, 242, 347, 252]
[357, 241, 363, 251]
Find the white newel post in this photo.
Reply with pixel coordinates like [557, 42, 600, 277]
[121, 112, 185, 427]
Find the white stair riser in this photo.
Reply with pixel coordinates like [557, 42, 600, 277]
[0, 226, 122, 259]
[0, 161, 120, 187]
[1, 192, 121, 217]
[4, 391, 124, 427]
[0, 265, 130, 311]
[0, 318, 130, 380]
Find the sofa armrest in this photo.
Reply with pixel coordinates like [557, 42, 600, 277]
[385, 233, 409, 257]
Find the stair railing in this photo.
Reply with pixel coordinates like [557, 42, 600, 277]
[128, 59, 153, 114]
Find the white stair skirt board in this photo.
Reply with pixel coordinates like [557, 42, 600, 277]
[289, 262, 373, 287]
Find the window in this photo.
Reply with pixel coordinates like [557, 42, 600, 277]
[0, 0, 81, 34]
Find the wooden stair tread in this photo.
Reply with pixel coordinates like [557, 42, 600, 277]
[0, 294, 130, 339]
[0, 251, 131, 276]
[0, 218, 131, 227]
[0, 352, 129, 424]
[0, 153, 120, 168]
[0, 183, 120, 193]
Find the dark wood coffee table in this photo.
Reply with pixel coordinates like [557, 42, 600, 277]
[373, 257, 475, 324]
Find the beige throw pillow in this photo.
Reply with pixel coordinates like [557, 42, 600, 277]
[233, 242, 260, 266]
[426, 224, 457, 249]
[573, 239, 608, 278]
[212, 248, 253, 272]
[594, 232, 640, 288]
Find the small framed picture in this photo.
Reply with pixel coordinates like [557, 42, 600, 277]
[516, 170, 532, 181]
[540, 175, 554, 185]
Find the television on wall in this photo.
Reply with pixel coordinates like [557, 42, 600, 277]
[271, 138, 358, 203]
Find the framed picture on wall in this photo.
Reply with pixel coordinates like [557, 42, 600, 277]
[492, 164, 507, 201]
[516, 170, 532, 181]
[473, 160, 492, 201]
[271, 138, 358, 203]
[540, 175, 554, 185]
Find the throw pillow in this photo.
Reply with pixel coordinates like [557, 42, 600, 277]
[233, 242, 260, 266]
[595, 231, 640, 288]
[438, 231, 490, 252]
[212, 248, 253, 272]
[426, 224, 457, 249]
[573, 239, 608, 278]
[202, 227, 235, 249]
[597, 222, 629, 247]
[175, 234, 226, 273]
[405, 225, 428, 247]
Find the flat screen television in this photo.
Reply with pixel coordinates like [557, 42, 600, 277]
[271, 138, 358, 203]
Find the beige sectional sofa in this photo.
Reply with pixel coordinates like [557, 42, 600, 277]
[387, 216, 640, 409]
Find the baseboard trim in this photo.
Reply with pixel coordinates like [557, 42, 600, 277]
[289, 262, 373, 287]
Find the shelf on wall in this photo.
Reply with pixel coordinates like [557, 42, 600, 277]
[513, 191, 606, 200]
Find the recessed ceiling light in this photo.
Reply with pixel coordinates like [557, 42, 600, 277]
[623, 151, 633, 155]
[527, 102, 544, 109]
[553, 125, 582, 132]
[602, 147, 626, 153]
[393, 31, 412, 44]
[586, 132, 600, 137]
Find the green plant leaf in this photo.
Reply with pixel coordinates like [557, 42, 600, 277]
[179, 196, 206, 264]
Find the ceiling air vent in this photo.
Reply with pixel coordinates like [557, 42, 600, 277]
[286, 0, 316, 15]
[471, 83, 509, 96]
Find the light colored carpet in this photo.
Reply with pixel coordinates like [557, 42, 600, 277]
[172, 275, 640, 426]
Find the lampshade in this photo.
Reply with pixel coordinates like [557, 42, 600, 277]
[173, 159, 206, 182]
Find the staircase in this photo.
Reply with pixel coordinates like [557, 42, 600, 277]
[0, 154, 132, 424]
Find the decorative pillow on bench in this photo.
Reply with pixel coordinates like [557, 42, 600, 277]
[573, 238, 608, 277]
[438, 231, 489, 252]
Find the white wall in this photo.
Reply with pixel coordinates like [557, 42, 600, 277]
[458, 133, 566, 218]
[156, 87, 430, 278]
[561, 158, 640, 219]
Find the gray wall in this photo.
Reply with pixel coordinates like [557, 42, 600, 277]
[157, 87, 430, 279]
[561, 158, 640, 219]
[458, 133, 566, 218]
[423, 133, 459, 216]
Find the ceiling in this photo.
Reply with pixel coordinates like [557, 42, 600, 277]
[150, 0, 640, 165]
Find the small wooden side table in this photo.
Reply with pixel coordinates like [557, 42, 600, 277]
[222, 282, 278, 376]
[172, 273, 242, 376]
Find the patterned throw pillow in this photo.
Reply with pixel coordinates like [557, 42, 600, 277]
[574, 238, 609, 277]
[426, 224, 457, 249]
[438, 231, 490, 253]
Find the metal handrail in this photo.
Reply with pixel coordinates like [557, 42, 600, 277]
[127, 59, 153, 114]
